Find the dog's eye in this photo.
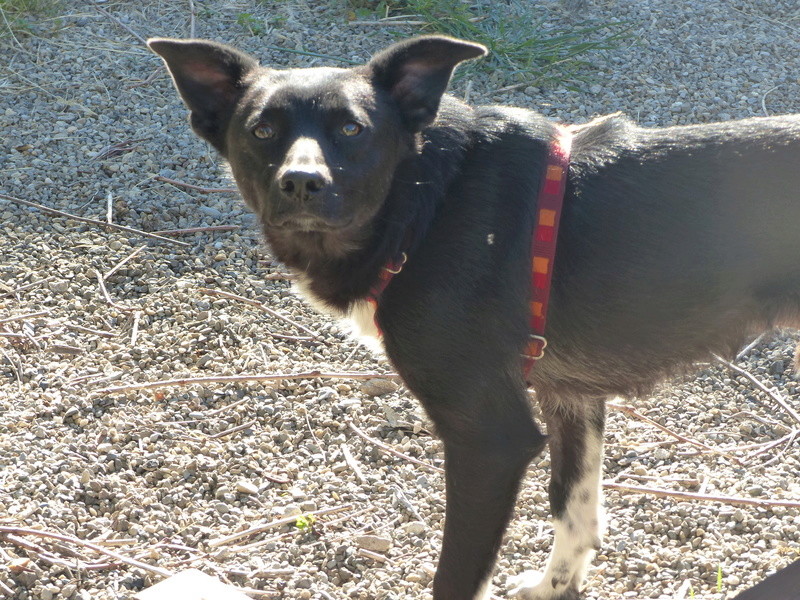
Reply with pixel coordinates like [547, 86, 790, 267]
[340, 121, 362, 137]
[253, 123, 275, 140]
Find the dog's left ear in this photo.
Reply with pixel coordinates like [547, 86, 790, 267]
[147, 38, 259, 152]
[367, 35, 487, 132]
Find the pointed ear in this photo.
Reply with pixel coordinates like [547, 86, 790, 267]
[147, 38, 259, 152]
[367, 35, 487, 132]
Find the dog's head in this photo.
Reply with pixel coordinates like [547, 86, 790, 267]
[148, 35, 485, 256]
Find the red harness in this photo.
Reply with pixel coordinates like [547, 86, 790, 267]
[368, 127, 572, 381]
[522, 126, 572, 380]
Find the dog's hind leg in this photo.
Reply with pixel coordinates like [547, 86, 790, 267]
[509, 397, 606, 600]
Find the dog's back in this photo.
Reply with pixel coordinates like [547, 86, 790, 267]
[536, 114, 800, 398]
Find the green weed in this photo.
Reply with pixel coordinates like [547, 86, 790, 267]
[348, 0, 630, 87]
[295, 513, 316, 532]
[237, 12, 266, 35]
[0, 0, 62, 38]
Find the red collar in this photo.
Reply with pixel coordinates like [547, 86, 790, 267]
[523, 125, 572, 379]
[366, 126, 573, 372]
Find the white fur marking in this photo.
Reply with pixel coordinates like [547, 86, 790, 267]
[293, 276, 385, 353]
[509, 430, 605, 599]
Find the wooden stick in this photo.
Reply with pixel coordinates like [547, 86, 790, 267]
[0, 311, 49, 325]
[94, 4, 148, 45]
[152, 225, 240, 235]
[347, 420, 443, 474]
[62, 322, 117, 339]
[736, 332, 767, 360]
[341, 443, 366, 484]
[0, 526, 172, 577]
[104, 246, 146, 280]
[0, 277, 54, 298]
[188, 0, 196, 38]
[603, 482, 800, 509]
[0, 577, 14, 598]
[714, 354, 800, 426]
[608, 402, 743, 465]
[130, 311, 142, 347]
[207, 419, 256, 439]
[0, 192, 190, 247]
[349, 20, 428, 26]
[154, 175, 238, 194]
[93, 370, 399, 395]
[198, 287, 322, 339]
[207, 504, 353, 548]
[94, 269, 136, 313]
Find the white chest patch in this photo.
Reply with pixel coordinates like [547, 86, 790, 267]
[293, 277, 385, 353]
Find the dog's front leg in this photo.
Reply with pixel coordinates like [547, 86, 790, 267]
[417, 380, 547, 600]
[509, 397, 606, 600]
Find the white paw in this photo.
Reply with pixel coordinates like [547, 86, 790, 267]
[507, 570, 580, 600]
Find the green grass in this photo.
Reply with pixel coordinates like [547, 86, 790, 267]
[0, 0, 62, 38]
[349, 0, 630, 88]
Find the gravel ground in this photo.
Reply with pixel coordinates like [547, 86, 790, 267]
[1, 1, 799, 599]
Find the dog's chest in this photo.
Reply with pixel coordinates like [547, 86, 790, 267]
[294, 276, 384, 352]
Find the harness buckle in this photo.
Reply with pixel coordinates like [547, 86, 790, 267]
[522, 334, 547, 361]
[384, 252, 408, 275]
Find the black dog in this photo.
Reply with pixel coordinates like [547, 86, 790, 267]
[148, 35, 800, 599]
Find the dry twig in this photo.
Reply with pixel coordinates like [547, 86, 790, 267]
[94, 269, 137, 313]
[0, 311, 49, 325]
[154, 175, 238, 194]
[188, 0, 197, 37]
[93, 370, 399, 395]
[94, 4, 148, 45]
[0, 526, 172, 578]
[347, 420, 443, 474]
[603, 482, 800, 509]
[207, 419, 257, 439]
[207, 504, 353, 548]
[714, 354, 800, 426]
[0, 277, 54, 298]
[0, 192, 190, 247]
[152, 225, 240, 235]
[608, 402, 743, 465]
[341, 443, 367, 483]
[198, 287, 322, 339]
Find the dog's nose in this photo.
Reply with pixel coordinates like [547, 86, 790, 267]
[279, 168, 326, 198]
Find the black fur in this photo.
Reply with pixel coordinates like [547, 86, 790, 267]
[149, 35, 800, 599]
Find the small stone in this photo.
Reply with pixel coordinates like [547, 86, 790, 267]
[295, 577, 313, 589]
[235, 479, 259, 495]
[355, 534, 392, 553]
[402, 521, 426, 535]
[654, 448, 671, 460]
[198, 205, 224, 219]
[747, 485, 763, 497]
[281, 505, 302, 517]
[770, 360, 785, 375]
[360, 378, 397, 396]
[49, 279, 70, 293]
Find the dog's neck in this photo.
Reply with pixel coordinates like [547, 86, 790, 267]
[265, 99, 475, 313]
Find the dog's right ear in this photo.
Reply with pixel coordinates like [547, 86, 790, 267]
[367, 35, 487, 132]
[147, 38, 259, 152]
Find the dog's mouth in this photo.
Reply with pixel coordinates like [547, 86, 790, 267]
[268, 214, 355, 233]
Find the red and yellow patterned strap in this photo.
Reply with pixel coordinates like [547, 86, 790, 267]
[523, 126, 572, 379]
